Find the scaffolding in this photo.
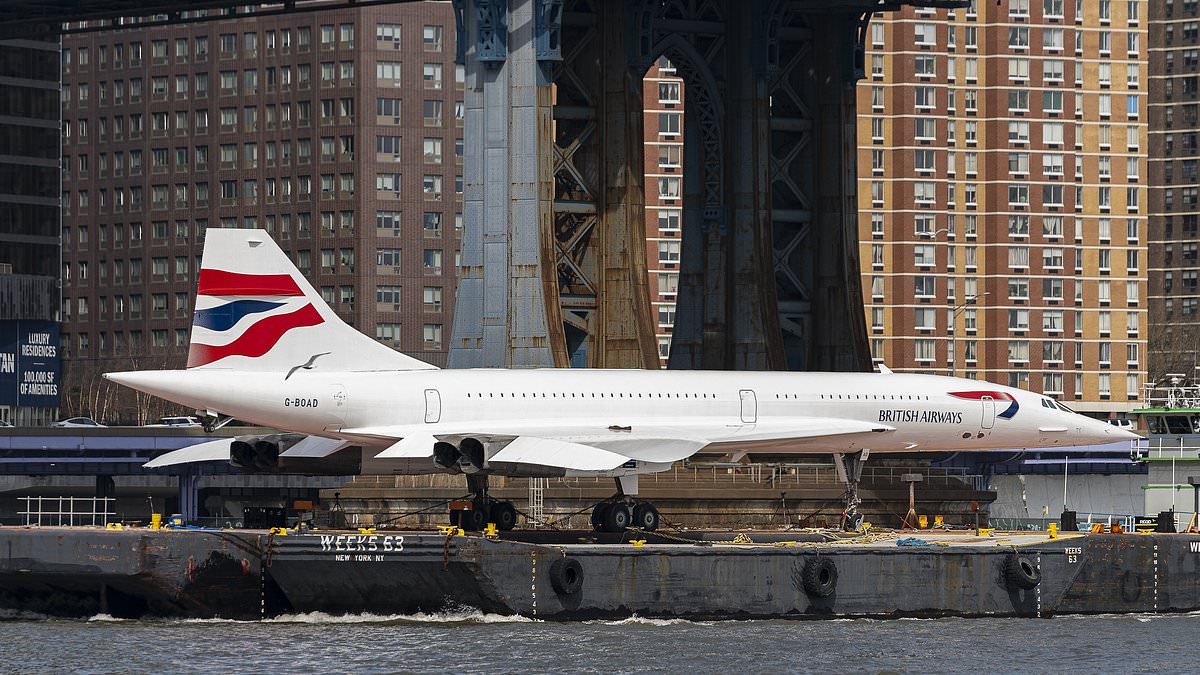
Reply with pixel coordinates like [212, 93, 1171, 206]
[527, 477, 548, 528]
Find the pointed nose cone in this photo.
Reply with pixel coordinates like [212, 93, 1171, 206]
[1112, 425, 1142, 442]
[1079, 417, 1141, 445]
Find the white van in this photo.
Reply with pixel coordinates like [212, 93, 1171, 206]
[150, 416, 203, 428]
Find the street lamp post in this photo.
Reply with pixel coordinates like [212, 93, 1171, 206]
[949, 292, 989, 377]
[920, 227, 960, 375]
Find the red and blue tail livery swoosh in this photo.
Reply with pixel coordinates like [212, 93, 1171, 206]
[197, 269, 304, 297]
[192, 300, 284, 332]
[949, 391, 1020, 419]
[188, 304, 322, 367]
[188, 268, 323, 368]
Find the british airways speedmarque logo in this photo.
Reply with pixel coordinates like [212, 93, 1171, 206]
[949, 391, 1020, 419]
[186, 269, 323, 368]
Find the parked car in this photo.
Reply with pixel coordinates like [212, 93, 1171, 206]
[51, 417, 107, 428]
[1106, 418, 1134, 430]
[147, 416, 203, 428]
[0, 420, 12, 428]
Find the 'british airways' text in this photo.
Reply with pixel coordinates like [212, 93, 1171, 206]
[878, 409, 964, 424]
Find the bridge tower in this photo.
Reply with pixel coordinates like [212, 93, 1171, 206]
[449, 0, 884, 371]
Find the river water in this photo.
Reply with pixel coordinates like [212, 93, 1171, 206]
[0, 610, 1194, 674]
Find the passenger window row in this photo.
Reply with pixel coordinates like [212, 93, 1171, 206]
[814, 394, 931, 401]
[464, 392, 718, 399]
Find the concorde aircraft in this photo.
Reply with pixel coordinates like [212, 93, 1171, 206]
[107, 229, 1139, 532]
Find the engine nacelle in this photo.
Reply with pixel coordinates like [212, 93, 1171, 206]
[253, 440, 280, 470]
[230, 440, 256, 469]
[458, 437, 486, 473]
[228, 434, 293, 472]
[431, 438, 488, 474]
[433, 441, 462, 473]
[226, 434, 362, 475]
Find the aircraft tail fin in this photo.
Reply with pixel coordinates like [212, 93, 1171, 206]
[187, 228, 437, 373]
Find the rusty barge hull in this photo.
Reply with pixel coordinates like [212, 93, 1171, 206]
[0, 529, 272, 619]
[2, 528, 1199, 620]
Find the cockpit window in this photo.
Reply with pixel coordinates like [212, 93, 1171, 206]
[1055, 401, 1075, 413]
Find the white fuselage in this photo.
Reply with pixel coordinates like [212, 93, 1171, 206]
[110, 368, 1133, 463]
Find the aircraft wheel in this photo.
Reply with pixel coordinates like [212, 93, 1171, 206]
[490, 501, 518, 531]
[603, 502, 632, 533]
[632, 502, 660, 532]
[843, 513, 864, 532]
[591, 503, 610, 531]
[463, 505, 488, 532]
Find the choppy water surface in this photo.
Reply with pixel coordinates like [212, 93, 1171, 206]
[0, 610, 1194, 674]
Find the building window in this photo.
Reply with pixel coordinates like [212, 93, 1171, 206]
[423, 249, 443, 273]
[423, 25, 443, 51]
[377, 61, 402, 81]
[423, 100, 443, 126]
[423, 63, 443, 89]
[658, 144, 681, 169]
[423, 175, 443, 199]
[914, 339, 935, 361]
[658, 209, 680, 232]
[658, 81, 681, 103]
[657, 240, 681, 263]
[1008, 341, 1029, 363]
[423, 324, 443, 349]
[423, 137, 443, 164]
[1008, 27, 1030, 49]
[377, 23, 402, 44]
[659, 112, 681, 136]
[423, 287, 443, 311]
[1008, 121, 1030, 143]
[914, 23, 936, 46]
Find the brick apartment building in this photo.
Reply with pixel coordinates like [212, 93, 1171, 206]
[59, 3, 463, 420]
[1148, 0, 1200, 384]
[642, 56, 684, 366]
[858, 0, 1149, 414]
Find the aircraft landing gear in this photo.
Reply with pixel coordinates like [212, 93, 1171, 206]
[452, 474, 518, 532]
[833, 450, 869, 532]
[591, 476, 660, 533]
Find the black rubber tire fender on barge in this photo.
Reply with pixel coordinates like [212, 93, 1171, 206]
[801, 557, 838, 597]
[550, 557, 585, 595]
[1003, 554, 1041, 590]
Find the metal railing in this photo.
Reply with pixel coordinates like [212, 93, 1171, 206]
[990, 513, 1142, 532]
[1077, 511, 1140, 532]
[562, 463, 986, 491]
[18, 496, 116, 527]
[343, 463, 986, 491]
[1141, 436, 1200, 459]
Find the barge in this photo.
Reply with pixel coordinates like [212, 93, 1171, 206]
[3, 526, 1200, 620]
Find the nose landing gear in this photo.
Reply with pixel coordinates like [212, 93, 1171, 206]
[834, 450, 869, 532]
